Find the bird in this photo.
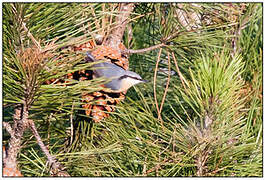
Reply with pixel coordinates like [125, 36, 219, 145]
[85, 52, 148, 93]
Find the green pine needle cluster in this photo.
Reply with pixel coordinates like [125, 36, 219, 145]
[2, 2, 262, 177]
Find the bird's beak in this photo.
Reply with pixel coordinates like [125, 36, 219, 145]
[141, 79, 149, 83]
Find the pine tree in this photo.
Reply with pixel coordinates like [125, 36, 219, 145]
[3, 2, 262, 177]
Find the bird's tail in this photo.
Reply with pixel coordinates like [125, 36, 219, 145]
[85, 52, 96, 62]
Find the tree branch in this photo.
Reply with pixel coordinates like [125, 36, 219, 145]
[22, 22, 41, 49]
[122, 43, 166, 55]
[159, 51, 171, 113]
[171, 52, 188, 90]
[4, 105, 28, 170]
[3, 122, 15, 137]
[153, 48, 164, 130]
[28, 120, 70, 176]
[104, 3, 135, 49]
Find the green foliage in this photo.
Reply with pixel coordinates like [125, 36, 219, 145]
[3, 2, 110, 176]
[3, 2, 262, 177]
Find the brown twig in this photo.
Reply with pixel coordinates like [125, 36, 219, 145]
[122, 43, 166, 55]
[22, 22, 41, 49]
[164, 28, 196, 42]
[28, 120, 69, 176]
[153, 48, 164, 130]
[28, 120, 57, 166]
[171, 52, 187, 90]
[146, 158, 169, 175]
[159, 51, 171, 113]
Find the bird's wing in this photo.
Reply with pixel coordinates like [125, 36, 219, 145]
[93, 62, 125, 79]
[85, 52, 96, 62]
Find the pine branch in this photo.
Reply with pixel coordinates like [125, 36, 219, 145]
[22, 22, 41, 49]
[28, 120, 70, 176]
[3, 122, 14, 137]
[153, 48, 164, 130]
[171, 52, 187, 90]
[122, 43, 166, 55]
[104, 3, 135, 49]
[159, 51, 171, 113]
[4, 105, 28, 170]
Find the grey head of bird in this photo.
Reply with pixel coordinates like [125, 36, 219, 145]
[115, 70, 148, 92]
[85, 52, 148, 93]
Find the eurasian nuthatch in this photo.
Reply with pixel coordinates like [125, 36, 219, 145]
[85, 52, 148, 92]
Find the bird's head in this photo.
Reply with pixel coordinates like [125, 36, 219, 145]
[117, 71, 148, 92]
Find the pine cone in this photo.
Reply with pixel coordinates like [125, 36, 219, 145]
[81, 44, 129, 122]
[45, 40, 129, 123]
